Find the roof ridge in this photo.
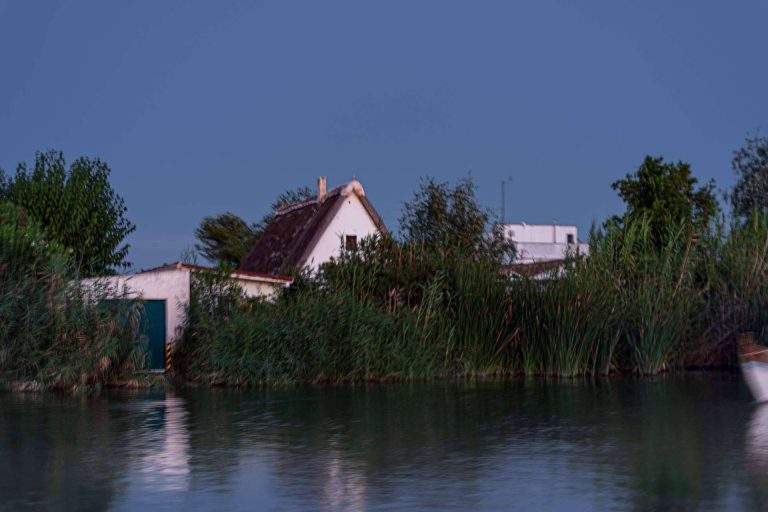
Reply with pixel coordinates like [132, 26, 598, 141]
[273, 181, 352, 217]
[136, 261, 293, 282]
[274, 198, 318, 216]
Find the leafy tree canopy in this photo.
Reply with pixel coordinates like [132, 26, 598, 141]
[731, 133, 768, 221]
[195, 186, 314, 267]
[0, 151, 135, 276]
[611, 156, 718, 240]
[399, 176, 513, 262]
[0, 202, 70, 276]
[194, 213, 257, 268]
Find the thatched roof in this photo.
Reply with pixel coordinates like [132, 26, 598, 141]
[239, 180, 387, 275]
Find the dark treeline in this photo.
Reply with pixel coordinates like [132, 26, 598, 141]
[3, 135, 768, 388]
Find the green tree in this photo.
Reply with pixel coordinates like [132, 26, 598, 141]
[731, 133, 768, 221]
[0, 202, 69, 275]
[0, 151, 135, 275]
[194, 212, 258, 267]
[611, 156, 718, 240]
[195, 186, 314, 267]
[399, 176, 513, 262]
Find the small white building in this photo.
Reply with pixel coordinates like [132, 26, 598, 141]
[239, 177, 388, 274]
[501, 223, 589, 265]
[82, 262, 291, 370]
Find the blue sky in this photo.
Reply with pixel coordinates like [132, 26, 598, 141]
[1, 1, 766, 270]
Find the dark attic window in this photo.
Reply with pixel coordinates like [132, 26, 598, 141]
[345, 235, 358, 251]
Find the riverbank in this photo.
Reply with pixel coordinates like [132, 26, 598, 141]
[5, 213, 768, 390]
[0, 366, 745, 396]
[1, 373, 170, 393]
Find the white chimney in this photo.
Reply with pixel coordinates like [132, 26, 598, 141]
[317, 176, 327, 202]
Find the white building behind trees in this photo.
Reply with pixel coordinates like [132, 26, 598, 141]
[501, 223, 589, 264]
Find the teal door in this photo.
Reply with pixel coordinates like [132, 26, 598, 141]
[140, 300, 167, 370]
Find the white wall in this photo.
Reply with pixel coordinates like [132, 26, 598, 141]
[82, 268, 287, 347]
[502, 224, 578, 244]
[501, 223, 588, 263]
[235, 278, 285, 299]
[304, 193, 380, 271]
[513, 242, 589, 263]
[82, 268, 191, 346]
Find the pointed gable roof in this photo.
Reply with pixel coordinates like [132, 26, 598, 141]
[239, 179, 387, 275]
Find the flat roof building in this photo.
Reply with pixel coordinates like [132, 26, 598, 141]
[500, 223, 589, 264]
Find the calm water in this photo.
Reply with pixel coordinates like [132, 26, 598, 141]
[1, 375, 768, 511]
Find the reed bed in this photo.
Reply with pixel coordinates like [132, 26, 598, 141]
[0, 203, 143, 391]
[175, 214, 768, 385]
[0, 269, 145, 391]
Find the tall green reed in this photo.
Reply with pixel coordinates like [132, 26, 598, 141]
[176, 213, 768, 385]
[588, 217, 698, 374]
[0, 203, 143, 390]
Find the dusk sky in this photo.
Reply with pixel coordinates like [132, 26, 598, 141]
[1, 1, 766, 270]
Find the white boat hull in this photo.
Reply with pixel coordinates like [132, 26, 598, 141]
[742, 362, 768, 403]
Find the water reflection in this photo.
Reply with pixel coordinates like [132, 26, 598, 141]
[2, 376, 767, 511]
[128, 395, 190, 493]
[746, 404, 768, 474]
[322, 449, 367, 512]
[0, 393, 134, 511]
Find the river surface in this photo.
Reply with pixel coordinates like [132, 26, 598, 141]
[1, 375, 768, 511]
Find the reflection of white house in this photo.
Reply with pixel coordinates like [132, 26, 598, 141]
[322, 449, 367, 511]
[239, 177, 388, 275]
[501, 223, 589, 264]
[746, 404, 768, 474]
[132, 394, 191, 493]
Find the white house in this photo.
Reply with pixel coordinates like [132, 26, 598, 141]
[239, 177, 387, 274]
[82, 262, 291, 370]
[501, 223, 589, 264]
